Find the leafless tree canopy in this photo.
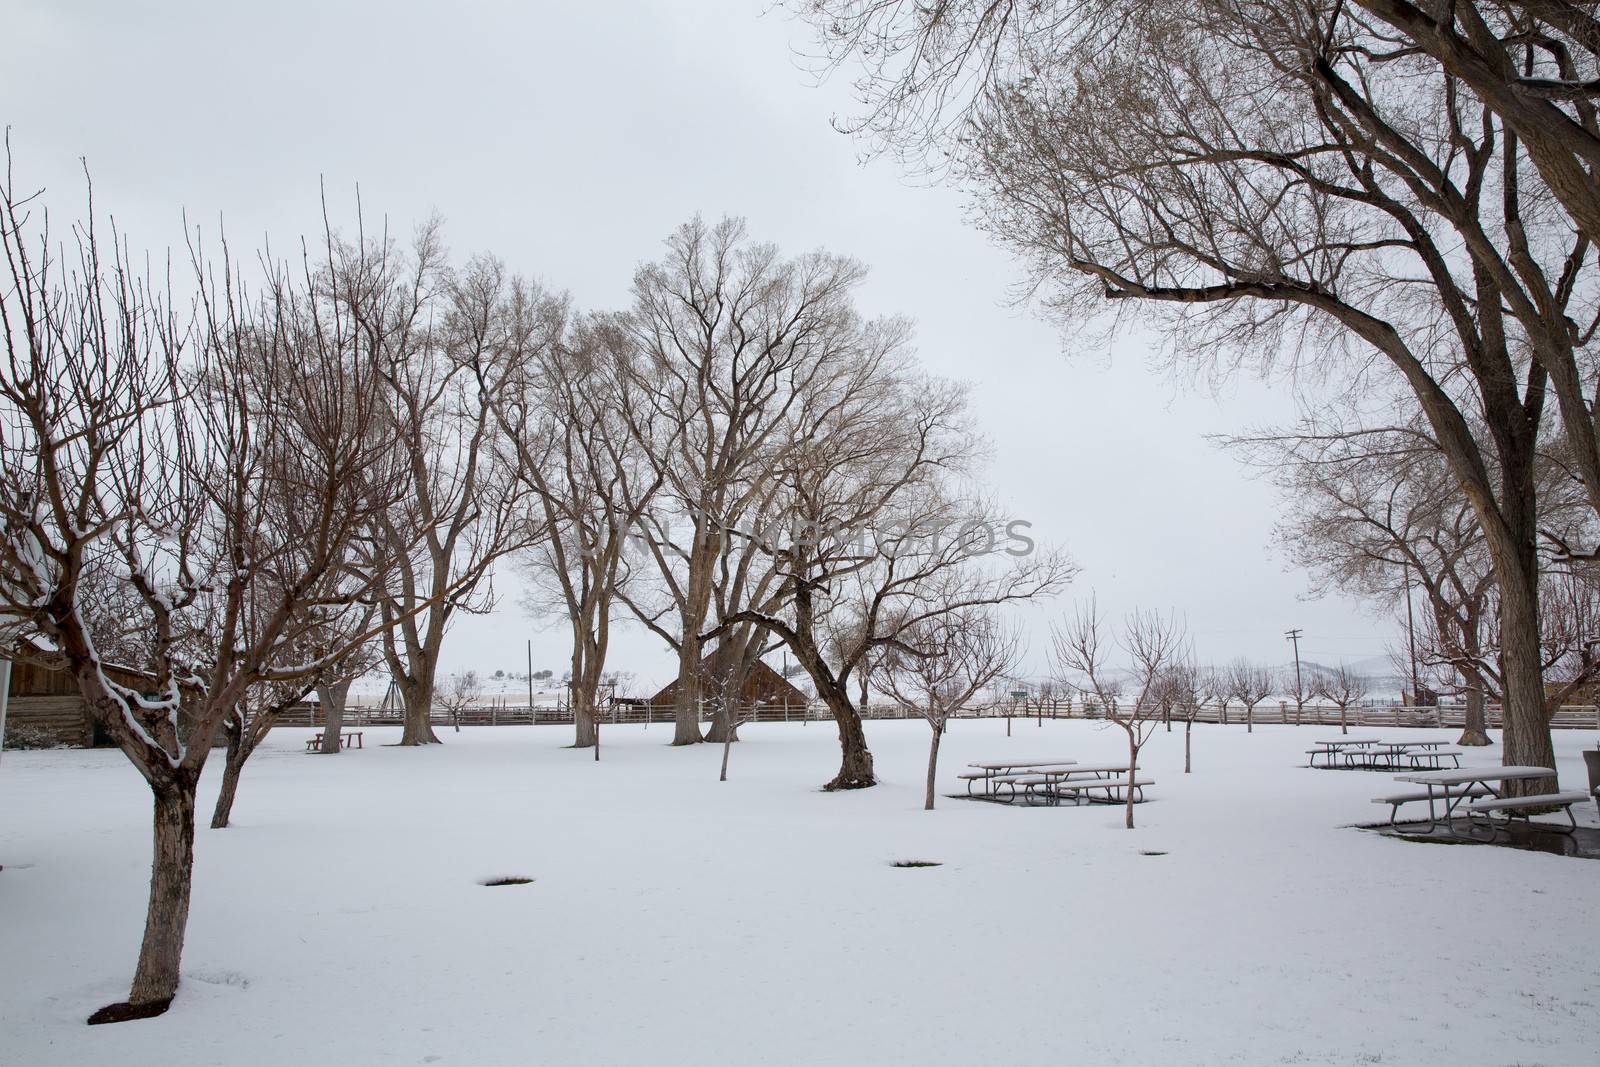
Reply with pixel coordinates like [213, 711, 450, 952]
[0, 165, 414, 1012]
[799, 0, 1600, 783]
[1052, 599, 1184, 827]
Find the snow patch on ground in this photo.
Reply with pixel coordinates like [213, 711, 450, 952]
[2, 719, 1596, 1065]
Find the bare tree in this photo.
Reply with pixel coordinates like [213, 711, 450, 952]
[348, 244, 535, 746]
[613, 217, 879, 746]
[1052, 600, 1183, 828]
[1158, 661, 1215, 773]
[1314, 664, 1370, 737]
[879, 606, 1020, 809]
[315, 625, 383, 755]
[1240, 419, 1596, 746]
[0, 171, 404, 1019]
[801, 0, 1598, 790]
[1225, 660, 1275, 734]
[482, 305, 661, 751]
[435, 669, 481, 733]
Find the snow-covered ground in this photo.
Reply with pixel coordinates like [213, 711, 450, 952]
[2, 719, 1596, 1066]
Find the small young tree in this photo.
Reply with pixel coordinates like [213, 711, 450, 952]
[1225, 660, 1275, 734]
[1313, 665, 1370, 737]
[879, 606, 1020, 810]
[1053, 600, 1183, 829]
[435, 669, 482, 733]
[1161, 661, 1215, 774]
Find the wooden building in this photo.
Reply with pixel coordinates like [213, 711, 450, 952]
[640, 655, 808, 710]
[2, 660, 156, 747]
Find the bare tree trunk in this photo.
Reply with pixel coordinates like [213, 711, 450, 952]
[317, 678, 351, 754]
[569, 640, 603, 748]
[924, 723, 944, 810]
[1458, 687, 1491, 747]
[210, 716, 246, 829]
[1340, 705, 1348, 735]
[1184, 720, 1192, 774]
[719, 714, 738, 782]
[822, 689, 875, 790]
[1123, 734, 1138, 830]
[398, 674, 440, 746]
[1246, 705, 1253, 733]
[573, 689, 597, 748]
[1498, 568, 1557, 793]
[91, 779, 196, 1022]
[671, 636, 704, 745]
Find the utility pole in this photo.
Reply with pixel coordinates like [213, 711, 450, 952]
[1285, 629, 1304, 725]
[1403, 564, 1422, 706]
[1284, 629, 1304, 695]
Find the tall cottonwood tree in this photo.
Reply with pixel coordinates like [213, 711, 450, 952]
[614, 217, 879, 745]
[0, 175, 405, 1019]
[710, 357, 1072, 787]
[802, 0, 1600, 788]
[1242, 417, 1598, 743]
[355, 248, 535, 746]
[484, 307, 662, 749]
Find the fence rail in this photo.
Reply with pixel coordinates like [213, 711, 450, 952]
[272, 699, 1600, 731]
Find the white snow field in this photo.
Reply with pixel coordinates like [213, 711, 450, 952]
[2, 719, 1596, 1066]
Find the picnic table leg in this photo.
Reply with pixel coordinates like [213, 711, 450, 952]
[1441, 783, 1482, 838]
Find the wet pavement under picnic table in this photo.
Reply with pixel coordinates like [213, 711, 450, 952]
[1372, 821, 1600, 860]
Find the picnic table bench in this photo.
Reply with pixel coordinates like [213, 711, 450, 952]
[1306, 739, 1382, 768]
[1312, 739, 1459, 771]
[1465, 791, 1590, 838]
[991, 763, 1143, 806]
[962, 759, 1077, 796]
[1379, 766, 1559, 836]
[306, 730, 364, 752]
[1051, 777, 1154, 805]
[1372, 786, 1491, 827]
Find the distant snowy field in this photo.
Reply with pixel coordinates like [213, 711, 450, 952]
[2, 720, 1596, 1066]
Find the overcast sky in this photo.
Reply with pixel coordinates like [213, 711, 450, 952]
[6, 0, 1400, 692]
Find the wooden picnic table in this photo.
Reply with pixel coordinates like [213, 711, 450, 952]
[306, 730, 364, 752]
[1386, 766, 1557, 835]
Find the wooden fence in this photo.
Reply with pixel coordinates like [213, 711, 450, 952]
[273, 698, 1600, 731]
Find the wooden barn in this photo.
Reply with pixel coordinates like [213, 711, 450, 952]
[641, 655, 808, 710]
[2, 660, 157, 748]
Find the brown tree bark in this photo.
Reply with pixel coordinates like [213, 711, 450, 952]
[210, 716, 246, 829]
[670, 632, 705, 745]
[573, 688, 598, 748]
[317, 678, 352, 754]
[823, 689, 876, 790]
[1123, 732, 1139, 830]
[924, 723, 944, 810]
[1496, 567, 1558, 793]
[91, 778, 197, 1021]
[398, 674, 441, 746]
[1184, 720, 1192, 774]
[1458, 687, 1491, 746]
